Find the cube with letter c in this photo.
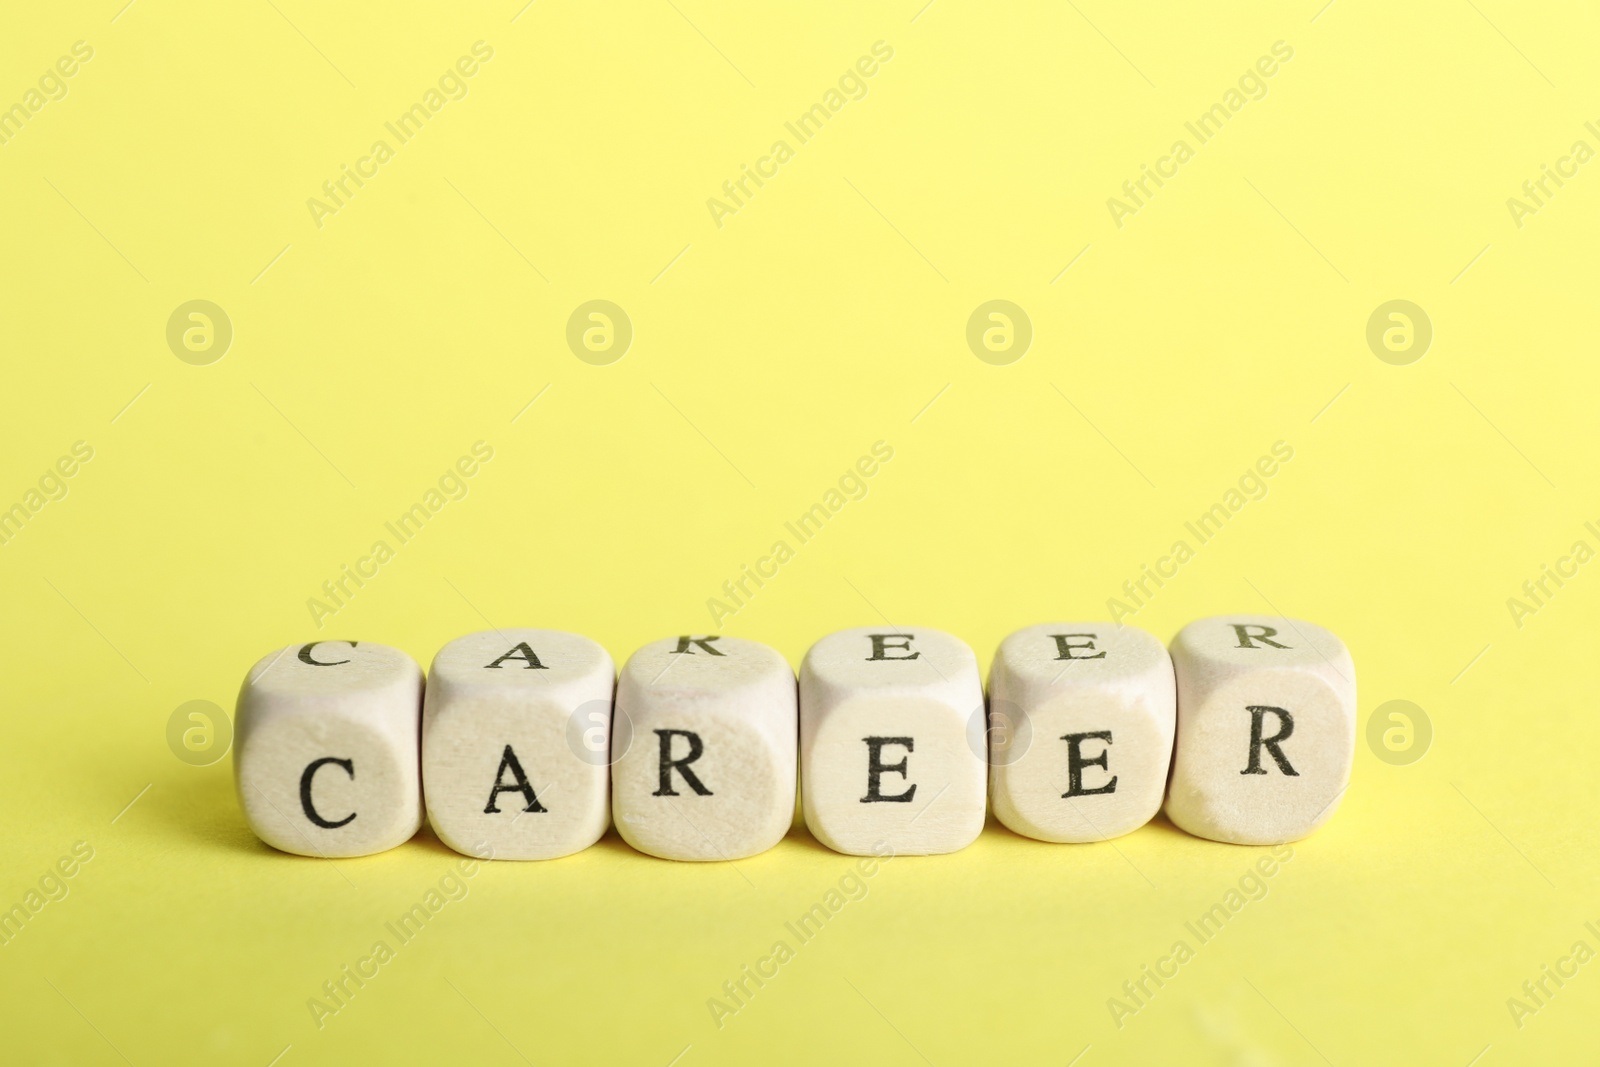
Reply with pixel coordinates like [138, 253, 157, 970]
[235, 641, 422, 858]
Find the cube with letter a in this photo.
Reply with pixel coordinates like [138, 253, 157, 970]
[422, 629, 614, 860]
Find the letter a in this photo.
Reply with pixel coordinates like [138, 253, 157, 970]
[484, 745, 547, 813]
[485, 642, 547, 669]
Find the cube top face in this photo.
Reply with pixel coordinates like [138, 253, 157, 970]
[800, 626, 978, 706]
[235, 642, 423, 858]
[989, 623, 1175, 843]
[244, 641, 419, 704]
[1167, 615, 1356, 845]
[993, 623, 1170, 694]
[1171, 615, 1354, 686]
[428, 629, 613, 700]
[800, 627, 985, 856]
[422, 630, 614, 861]
[620, 634, 792, 703]
[612, 635, 797, 861]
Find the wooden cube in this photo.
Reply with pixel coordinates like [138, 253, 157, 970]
[422, 629, 614, 860]
[235, 641, 422, 857]
[612, 635, 796, 861]
[988, 623, 1175, 843]
[1165, 614, 1356, 845]
[800, 627, 986, 856]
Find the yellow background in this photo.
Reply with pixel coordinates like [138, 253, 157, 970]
[2, 1, 1597, 1063]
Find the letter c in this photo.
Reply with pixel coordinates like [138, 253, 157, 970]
[755, 155, 779, 178]
[1155, 155, 1179, 178]
[356, 155, 380, 178]
[299, 641, 356, 666]
[1556, 555, 1579, 578]
[354, 555, 379, 579]
[1556, 155, 1579, 178]
[300, 757, 356, 828]
[755, 555, 779, 578]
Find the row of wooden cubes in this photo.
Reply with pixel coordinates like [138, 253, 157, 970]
[234, 616, 1355, 861]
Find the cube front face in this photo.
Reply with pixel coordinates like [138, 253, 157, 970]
[989, 623, 1176, 843]
[1165, 615, 1356, 845]
[234, 641, 423, 858]
[612, 636, 797, 861]
[422, 629, 614, 861]
[800, 627, 986, 856]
